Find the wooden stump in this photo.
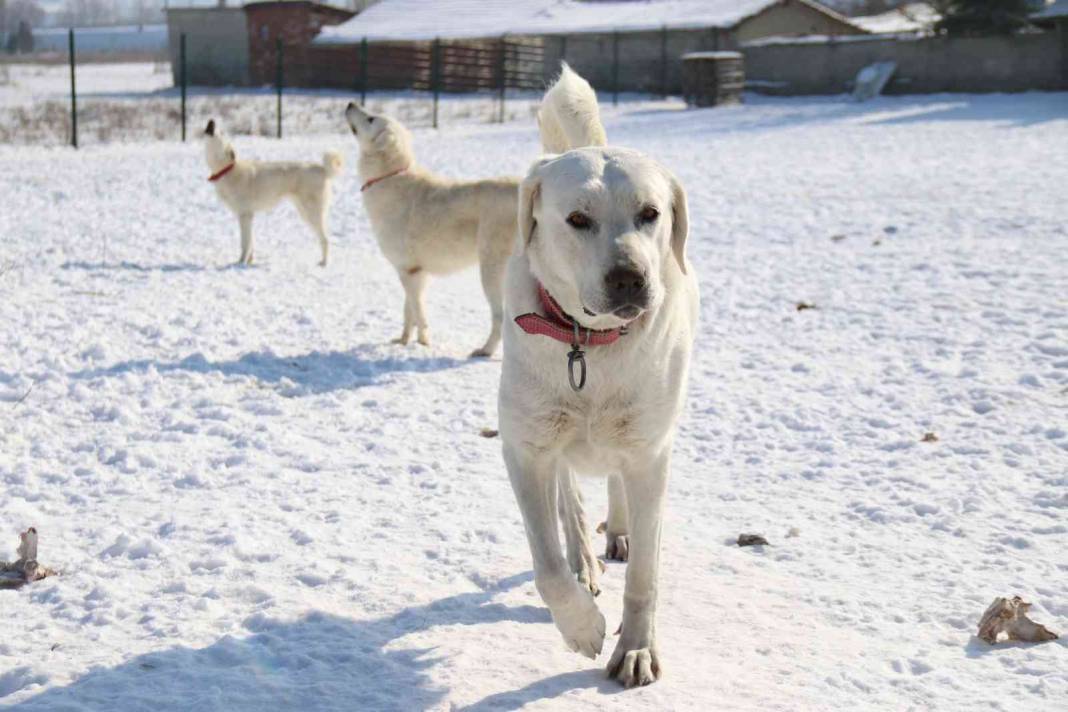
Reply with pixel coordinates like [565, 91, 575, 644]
[681, 51, 744, 108]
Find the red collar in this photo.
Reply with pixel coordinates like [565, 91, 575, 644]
[208, 163, 235, 182]
[514, 283, 630, 347]
[361, 165, 408, 192]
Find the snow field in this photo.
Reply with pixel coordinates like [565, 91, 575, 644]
[1, 92, 1066, 710]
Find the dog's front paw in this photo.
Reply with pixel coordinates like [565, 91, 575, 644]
[391, 335, 410, 345]
[550, 587, 606, 659]
[417, 335, 431, 347]
[607, 641, 661, 687]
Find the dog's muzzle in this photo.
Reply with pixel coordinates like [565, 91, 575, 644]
[603, 266, 649, 318]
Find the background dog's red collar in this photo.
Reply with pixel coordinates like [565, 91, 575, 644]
[361, 166, 408, 192]
[208, 163, 235, 182]
[514, 283, 628, 346]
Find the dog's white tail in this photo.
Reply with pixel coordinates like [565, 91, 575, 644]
[538, 63, 607, 153]
[323, 151, 344, 178]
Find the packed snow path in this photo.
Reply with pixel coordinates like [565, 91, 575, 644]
[1, 93, 1066, 710]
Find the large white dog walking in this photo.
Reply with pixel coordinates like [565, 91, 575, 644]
[202, 120, 342, 267]
[344, 103, 518, 357]
[498, 65, 698, 687]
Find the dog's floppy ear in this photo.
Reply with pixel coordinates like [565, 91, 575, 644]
[517, 173, 541, 253]
[205, 119, 215, 136]
[668, 173, 689, 275]
[517, 158, 554, 253]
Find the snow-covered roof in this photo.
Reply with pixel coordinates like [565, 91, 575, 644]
[681, 51, 743, 60]
[851, 3, 937, 34]
[317, 0, 787, 44]
[1032, 0, 1068, 20]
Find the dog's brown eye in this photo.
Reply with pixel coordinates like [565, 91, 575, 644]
[566, 212, 592, 230]
[637, 206, 659, 225]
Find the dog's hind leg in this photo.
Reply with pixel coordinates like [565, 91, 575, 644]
[296, 196, 330, 267]
[238, 213, 254, 265]
[504, 443, 606, 659]
[558, 468, 602, 596]
[471, 252, 504, 358]
[603, 474, 630, 561]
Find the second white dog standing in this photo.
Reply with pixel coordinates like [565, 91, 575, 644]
[344, 103, 519, 357]
[202, 119, 342, 267]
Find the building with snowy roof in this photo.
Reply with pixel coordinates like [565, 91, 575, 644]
[312, 0, 865, 95]
[163, 1, 864, 93]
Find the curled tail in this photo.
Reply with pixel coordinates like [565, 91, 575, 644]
[323, 151, 344, 178]
[537, 63, 607, 153]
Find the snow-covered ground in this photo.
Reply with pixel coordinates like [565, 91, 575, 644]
[0, 61, 172, 106]
[1, 92, 1067, 710]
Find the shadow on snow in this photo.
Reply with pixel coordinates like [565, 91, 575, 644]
[70, 346, 471, 396]
[61, 260, 208, 273]
[6, 572, 617, 711]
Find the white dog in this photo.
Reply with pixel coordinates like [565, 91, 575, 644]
[202, 119, 342, 266]
[498, 65, 698, 687]
[344, 103, 518, 357]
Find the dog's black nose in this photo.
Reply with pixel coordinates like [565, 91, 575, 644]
[604, 266, 646, 305]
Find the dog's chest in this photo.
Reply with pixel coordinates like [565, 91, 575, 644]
[535, 393, 647, 473]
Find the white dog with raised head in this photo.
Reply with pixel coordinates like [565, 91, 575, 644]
[202, 119, 342, 266]
[344, 102, 518, 357]
[498, 65, 698, 687]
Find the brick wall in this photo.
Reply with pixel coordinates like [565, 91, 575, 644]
[245, 2, 354, 87]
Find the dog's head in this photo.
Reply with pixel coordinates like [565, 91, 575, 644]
[519, 147, 689, 330]
[344, 102, 412, 162]
[202, 119, 235, 170]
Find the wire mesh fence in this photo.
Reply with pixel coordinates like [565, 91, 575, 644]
[0, 24, 711, 148]
[0, 29, 553, 148]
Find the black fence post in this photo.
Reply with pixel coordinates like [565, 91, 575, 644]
[180, 32, 187, 141]
[275, 38, 283, 139]
[612, 31, 620, 106]
[497, 36, 506, 124]
[68, 28, 77, 149]
[359, 36, 368, 104]
[660, 25, 668, 98]
[431, 38, 440, 129]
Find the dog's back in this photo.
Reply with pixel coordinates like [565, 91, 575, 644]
[537, 63, 608, 154]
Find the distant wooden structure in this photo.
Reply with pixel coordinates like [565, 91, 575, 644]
[681, 51, 744, 107]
